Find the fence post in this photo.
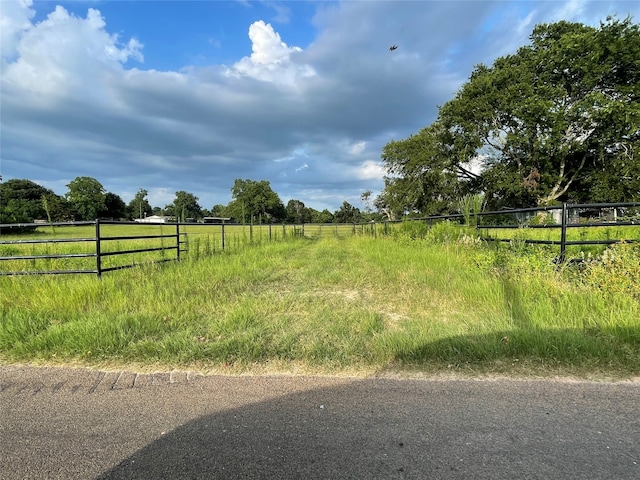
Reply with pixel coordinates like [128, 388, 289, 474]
[559, 202, 568, 262]
[95, 219, 102, 278]
[176, 223, 181, 261]
[269, 224, 272, 241]
[221, 223, 225, 250]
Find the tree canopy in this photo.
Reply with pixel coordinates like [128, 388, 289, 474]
[103, 192, 127, 220]
[127, 189, 153, 220]
[285, 199, 312, 224]
[65, 176, 106, 221]
[166, 191, 202, 221]
[228, 179, 286, 223]
[379, 17, 640, 215]
[0, 179, 68, 223]
[334, 201, 362, 224]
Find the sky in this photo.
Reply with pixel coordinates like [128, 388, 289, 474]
[2, 0, 639, 213]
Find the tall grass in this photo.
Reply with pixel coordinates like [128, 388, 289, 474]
[1, 227, 638, 378]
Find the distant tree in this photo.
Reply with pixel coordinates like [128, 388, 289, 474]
[0, 178, 67, 223]
[285, 199, 312, 223]
[167, 191, 202, 222]
[41, 193, 70, 222]
[374, 177, 420, 220]
[127, 189, 153, 220]
[210, 204, 228, 217]
[229, 179, 285, 223]
[101, 192, 127, 220]
[310, 209, 334, 223]
[334, 201, 362, 223]
[65, 176, 106, 221]
[360, 190, 372, 214]
[359, 190, 385, 221]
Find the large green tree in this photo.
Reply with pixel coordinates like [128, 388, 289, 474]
[127, 189, 153, 220]
[165, 191, 202, 221]
[65, 176, 106, 221]
[285, 199, 312, 224]
[228, 179, 285, 223]
[334, 201, 362, 223]
[0, 178, 68, 223]
[380, 122, 477, 216]
[445, 17, 640, 207]
[310, 208, 334, 223]
[209, 204, 228, 218]
[381, 17, 640, 211]
[102, 192, 127, 220]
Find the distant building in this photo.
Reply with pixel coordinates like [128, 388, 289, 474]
[134, 215, 170, 224]
[202, 217, 232, 224]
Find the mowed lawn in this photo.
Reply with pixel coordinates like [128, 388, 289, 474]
[1, 233, 638, 379]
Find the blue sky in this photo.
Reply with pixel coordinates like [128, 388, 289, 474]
[2, 0, 639, 213]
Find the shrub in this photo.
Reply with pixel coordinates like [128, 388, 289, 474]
[582, 242, 640, 300]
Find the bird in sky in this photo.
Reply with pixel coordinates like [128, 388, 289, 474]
[389, 45, 398, 51]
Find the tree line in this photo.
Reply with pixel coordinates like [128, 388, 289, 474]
[0, 176, 372, 225]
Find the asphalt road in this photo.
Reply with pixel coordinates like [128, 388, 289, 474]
[1, 365, 638, 479]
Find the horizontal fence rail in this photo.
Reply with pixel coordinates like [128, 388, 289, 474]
[1, 202, 639, 277]
[474, 202, 640, 261]
[0, 220, 181, 277]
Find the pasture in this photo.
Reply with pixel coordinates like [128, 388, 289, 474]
[1, 224, 638, 379]
[0, 222, 371, 274]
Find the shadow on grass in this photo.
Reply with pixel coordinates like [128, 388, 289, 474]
[388, 324, 640, 373]
[384, 270, 639, 374]
[500, 272, 533, 330]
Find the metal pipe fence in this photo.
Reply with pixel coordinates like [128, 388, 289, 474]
[1, 202, 639, 276]
[0, 220, 182, 277]
[474, 202, 640, 261]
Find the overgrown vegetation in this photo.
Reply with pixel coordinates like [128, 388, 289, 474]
[1, 226, 638, 379]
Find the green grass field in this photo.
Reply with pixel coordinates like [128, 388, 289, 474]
[1, 223, 638, 379]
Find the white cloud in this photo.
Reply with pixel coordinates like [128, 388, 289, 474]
[147, 188, 174, 209]
[224, 20, 315, 86]
[552, 0, 586, 22]
[348, 141, 367, 156]
[355, 161, 385, 181]
[2, 4, 142, 98]
[0, 0, 34, 62]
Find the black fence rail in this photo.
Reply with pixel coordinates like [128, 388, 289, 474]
[0, 220, 182, 277]
[96, 220, 182, 275]
[0, 220, 307, 277]
[1, 202, 639, 277]
[474, 202, 640, 261]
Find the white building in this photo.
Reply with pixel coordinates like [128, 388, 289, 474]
[134, 215, 170, 223]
